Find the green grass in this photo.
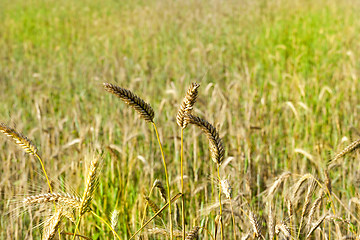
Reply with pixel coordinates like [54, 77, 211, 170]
[1, 0, 360, 239]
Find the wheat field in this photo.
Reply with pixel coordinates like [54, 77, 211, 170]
[1, 0, 360, 239]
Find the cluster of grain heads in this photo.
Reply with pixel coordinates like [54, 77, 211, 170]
[103, 82, 155, 123]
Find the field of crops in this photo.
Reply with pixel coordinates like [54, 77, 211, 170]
[1, 0, 360, 239]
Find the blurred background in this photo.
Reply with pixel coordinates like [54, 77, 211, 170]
[1, 0, 360, 239]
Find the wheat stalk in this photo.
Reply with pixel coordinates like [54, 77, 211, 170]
[185, 114, 224, 165]
[103, 83, 154, 122]
[23, 193, 81, 209]
[42, 208, 63, 240]
[79, 156, 100, 216]
[268, 203, 275, 240]
[177, 82, 200, 129]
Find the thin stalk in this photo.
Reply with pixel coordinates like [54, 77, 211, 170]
[91, 210, 122, 240]
[71, 217, 82, 240]
[152, 122, 173, 240]
[181, 128, 186, 240]
[229, 199, 237, 240]
[35, 153, 52, 192]
[217, 167, 224, 240]
[129, 193, 182, 240]
[199, 226, 216, 240]
[61, 232, 92, 240]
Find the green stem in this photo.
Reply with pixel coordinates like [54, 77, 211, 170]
[181, 129, 186, 240]
[229, 199, 237, 240]
[71, 217, 82, 240]
[152, 122, 173, 240]
[217, 166, 224, 240]
[129, 193, 182, 240]
[91, 210, 122, 240]
[35, 153, 52, 192]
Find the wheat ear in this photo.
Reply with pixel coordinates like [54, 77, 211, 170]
[147, 228, 183, 238]
[185, 226, 200, 240]
[23, 193, 81, 209]
[292, 173, 314, 200]
[153, 179, 167, 203]
[0, 122, 53, 195]
[275, 221, 291, 239]
[330, 138, 360, 166]
[177, 82, 200, 129]
[220, 179, 236, 240]
[267, 171, 291, 196]
[103, 82, 154, 122]
[111, 209, 120, 239]
[307, 191, 324, 227]
[249, 211, 262, 239]
[79, 156, 100, 215]
[144, 196, 162, 218]
[42, 208, 63, 240]
[0, 122, 38, 155]
[185, 114, 224, 165]
[324, 169, 332, 195]
[305, 214, 328, 239]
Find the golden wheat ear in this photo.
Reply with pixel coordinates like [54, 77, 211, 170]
[103, 82, 155, 122]
[0, 122, 38, 155]
[177, 82, 200, 129]
[185, 114, 224, 165]
[79, 156, 100, 216]
[42, 208, 63, 240]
